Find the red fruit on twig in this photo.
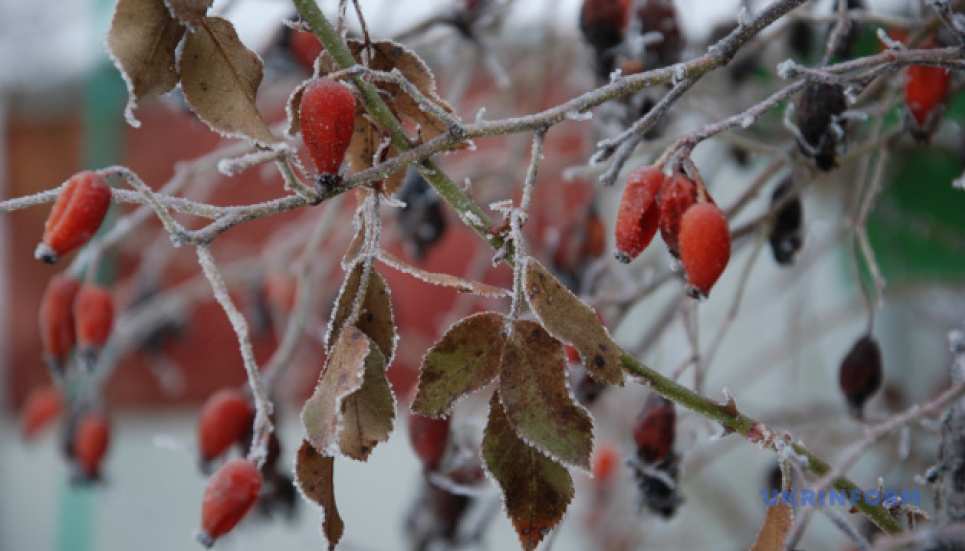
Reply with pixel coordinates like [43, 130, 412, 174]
[657, 174, 698, 257]
[196, 458, 263, 548]
[614, 165, 666, 263]
[632, 394, 675, 463]
[591, 441, 621, 486]
[579, 0, 631, 53]
[839, 335, 883, 418]
[72, 410, 110, 481]
[39, 274, 80, 373]
[197, 389, 255, 465]
[20, 385, 63, 440]
[408, 413, 451, 471]
[299, 77, 357, 179]
[74, 284, 114, 370]
[678, 202, 731, 298]
[35, 171, 112, 264]
[905, 42, 951, 143]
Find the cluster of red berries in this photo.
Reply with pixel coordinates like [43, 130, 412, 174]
[614, 165, 731, 298]
[39, 274, 115, 373]
[35, 171, 112, 264]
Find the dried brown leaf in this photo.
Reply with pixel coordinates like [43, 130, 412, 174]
[179, 16, 276, 146]
[411, 312, 506, 418]
[327, 262, 396, 363]
[523, 259, 624, 385]
[749, 504, 793, 551]
[301, 327, 370, 456]
[482, 394, 573, 551]
[162, 0, 211, 29]
[499, 320, 594, 470]
[294, 439, 344, 551]
[338, 345, 394, 461]
[106, 0, 185, 127]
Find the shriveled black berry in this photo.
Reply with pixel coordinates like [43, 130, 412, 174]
[768, 177, 804, 265]
[839, 335, 883, 418]
[637, 0, 683, 70]
[797, 82, 847, 171]
[397, 169, 448, 260]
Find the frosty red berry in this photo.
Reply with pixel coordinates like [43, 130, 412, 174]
[197, 388, 254, 465]
[72, 410, 111, 481]
[839, 335, 883, 418]
[408, 413, 451, 471]
[905, 41, 951, 143]
[74, 283, 114, 369]
[20, 385, 63, 440]
[678, 202, 731, 298]
[299, 77, 356, 179]
[614, 165, 665, 263]
[632, 395, 675, 463]
[196, 458, 263, 548]
[39, 274, 80, 373]
[35, 171, 112, 264]
[657, 173, 698, 258]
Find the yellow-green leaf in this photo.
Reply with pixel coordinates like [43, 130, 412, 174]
[338, 345, 394, 461]
[499, 320, 594, 470]
[482, 395, 573, 551]
[523, 259, 624, 385]
[410, 312, 506, 418]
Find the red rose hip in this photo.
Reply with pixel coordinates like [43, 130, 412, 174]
[36, 171, 112, 264]
[678, 202, 731, 298]
[20, 385, 63, 440]
[72, 410, 110, 480]
[408, 413, 451, 471]
[39, 274, 80, 372]
[299, 77, 356, 178]
[905, 41, 950, 143]
[633, 394, 675, 463]
[74, 283, 114, 369]
[657, 174, 698, 257]
[614, 165, 666, 263]
[197, 388, 254, 465]
[196, 458, 263, 548]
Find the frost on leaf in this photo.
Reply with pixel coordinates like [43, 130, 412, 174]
[162, 0, 212, 29]
[311, 39, 466, 195]
[106, 0, 185, 127]
[294, 439, 344, 551]
[179, 16, 276, 146]
[338, 343, 394, 461]
[301, 327, 370, 456]
[411, 312, 506, 418]
[327, 262, 396, 364]
[749, 504, 793, 551]
[482, 394, 573, 551]
[499, 320, 593, 470]
[522, 259, 624, 385]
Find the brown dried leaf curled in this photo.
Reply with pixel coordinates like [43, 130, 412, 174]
[749, 504, 793, 551]
[327, 262, 396, 364]
[522, 259, 624, 385]
[179, 16, 276, 146]
[482, 395, 573, 551]
[301, 327, 370, 456]
[294, 440, 344, 551]
[499, 320, 594, 470]
[106, 0, 185, 127]
[411, 312, 506, 418]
